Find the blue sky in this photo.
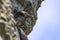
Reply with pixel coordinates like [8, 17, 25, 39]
[28, 0, 60, 40]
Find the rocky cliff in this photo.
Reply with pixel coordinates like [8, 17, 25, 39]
[0, 0, 44, 35]
[14, 0, 44, 35]
[0, 0, 44, 40]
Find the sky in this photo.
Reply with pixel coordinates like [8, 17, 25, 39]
[28, 0, 60, 40]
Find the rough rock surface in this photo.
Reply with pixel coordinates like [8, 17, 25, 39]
[0, 0, 44, 40]
[12, 0, 44, 35]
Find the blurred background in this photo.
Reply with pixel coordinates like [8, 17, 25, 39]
[28, 0, 60, 40]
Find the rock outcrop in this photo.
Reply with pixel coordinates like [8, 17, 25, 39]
[12, 0, 44, 35]
[0, 0, 44, 40]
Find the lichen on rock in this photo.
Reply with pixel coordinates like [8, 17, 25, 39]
[14, 0, 44, 35]
[0, 0, 44, 40]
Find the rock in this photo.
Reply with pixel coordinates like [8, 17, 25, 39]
[13, 0, 44, 35]
[0, 0, 44, 40]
